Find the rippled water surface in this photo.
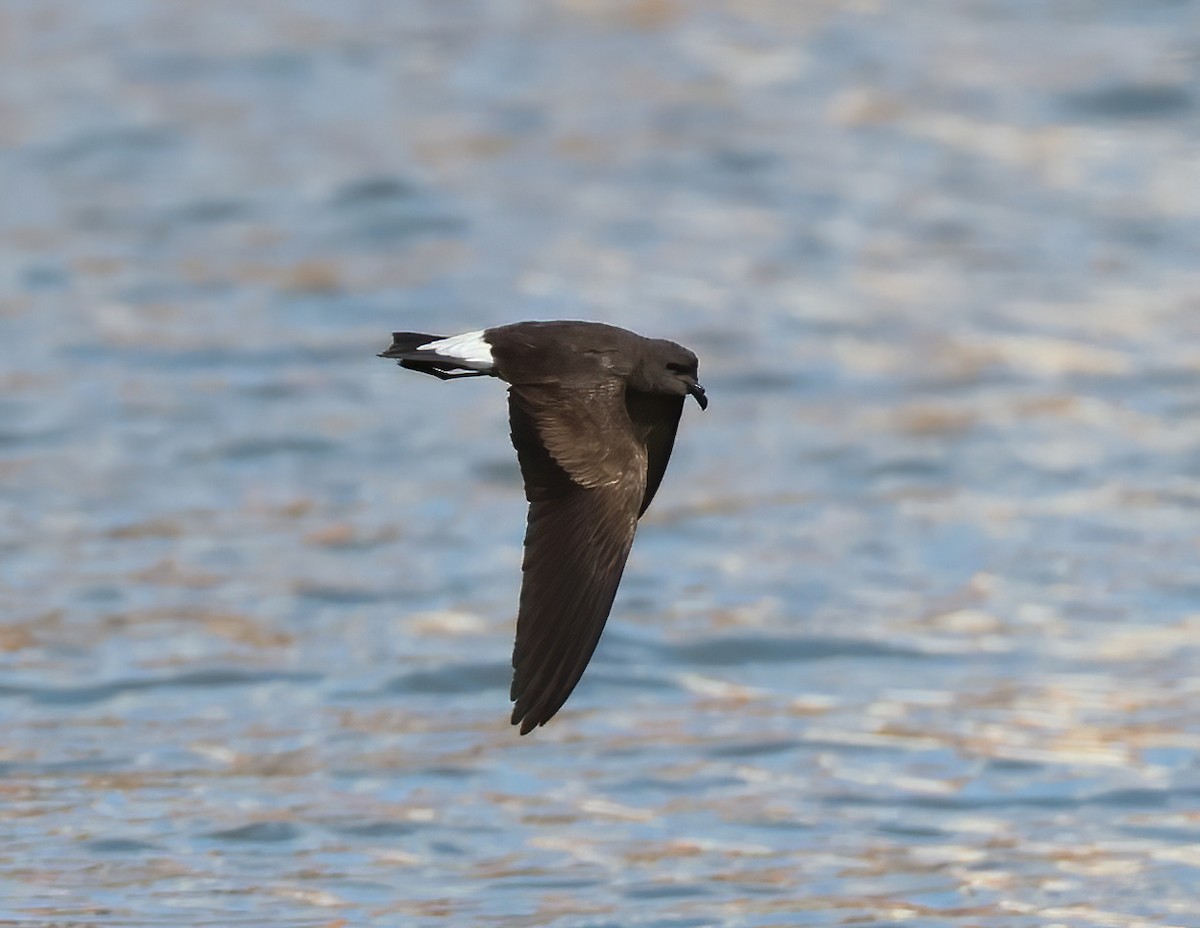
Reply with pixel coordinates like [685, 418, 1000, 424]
[4, 1, 1200, 925]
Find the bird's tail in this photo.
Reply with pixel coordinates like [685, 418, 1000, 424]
[379, 331, 494, 380]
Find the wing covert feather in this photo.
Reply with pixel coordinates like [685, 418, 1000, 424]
[508, 383, 634, 490]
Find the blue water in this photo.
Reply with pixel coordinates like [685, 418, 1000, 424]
[3, 1, 1200, 925]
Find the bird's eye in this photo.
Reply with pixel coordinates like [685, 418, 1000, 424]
[666, 362, 691, 374]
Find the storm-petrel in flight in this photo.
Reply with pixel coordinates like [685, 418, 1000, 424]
[379, 321, 707, 734]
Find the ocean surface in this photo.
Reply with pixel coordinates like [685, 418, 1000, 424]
[3, 1, 1200, 925]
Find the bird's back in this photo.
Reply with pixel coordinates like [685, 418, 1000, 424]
[486, 321, 645, 387]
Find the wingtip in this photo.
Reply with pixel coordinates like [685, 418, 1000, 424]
[511, 707, 539, 736]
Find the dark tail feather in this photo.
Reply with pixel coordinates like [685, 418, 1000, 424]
[379, 332, 442, 359]
[378, 331, 491, 381]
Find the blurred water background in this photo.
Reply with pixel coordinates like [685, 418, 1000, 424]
[4, 1, 1200, 925]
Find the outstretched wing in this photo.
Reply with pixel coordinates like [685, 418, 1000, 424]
[507, 383, 645, 734]
[625, 392, 685, 517]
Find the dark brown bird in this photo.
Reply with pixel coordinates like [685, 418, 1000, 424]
[379, 321, 707, 734]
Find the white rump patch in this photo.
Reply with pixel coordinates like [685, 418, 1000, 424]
[417, 330, 494, 370]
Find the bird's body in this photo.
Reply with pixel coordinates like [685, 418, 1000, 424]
[380, 321, 706, 734]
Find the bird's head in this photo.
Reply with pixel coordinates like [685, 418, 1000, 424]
[631, 340, 707, 409]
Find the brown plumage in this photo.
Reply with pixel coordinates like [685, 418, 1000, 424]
[380, 321, 706, 734]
